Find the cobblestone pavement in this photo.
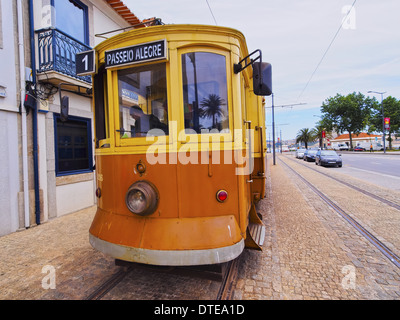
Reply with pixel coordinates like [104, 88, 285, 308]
[1, 154, 400, 300]
[0, 205, 120, 300]
[232, 155, 400, 300]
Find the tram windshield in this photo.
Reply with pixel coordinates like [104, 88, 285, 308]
[118, 63, 168, 138]
[182, 52, 229, 134]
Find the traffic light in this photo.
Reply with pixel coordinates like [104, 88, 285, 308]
[384, 117, 390, 131]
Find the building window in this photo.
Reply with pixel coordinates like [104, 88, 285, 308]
[53, 0, 89, 45]
[54, 114, 93, 176]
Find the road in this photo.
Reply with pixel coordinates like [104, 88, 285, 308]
[339, 152, 400, 191]
[287, 151, 400, 191]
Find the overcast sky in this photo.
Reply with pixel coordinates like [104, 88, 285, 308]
[124, 0, 400, 140]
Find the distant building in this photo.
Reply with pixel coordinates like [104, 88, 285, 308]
[331, 133, 383, 150]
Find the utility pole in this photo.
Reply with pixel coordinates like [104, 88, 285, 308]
[266, 100, 306, 165]
[271, 93, 276, 165]
[368, 91, 386, 153]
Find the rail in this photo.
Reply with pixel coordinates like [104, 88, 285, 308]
[278, 156, 400, 270]
[85, 259, 240, 300]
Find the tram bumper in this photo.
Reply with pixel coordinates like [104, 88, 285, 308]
[89, 208, 244, 266]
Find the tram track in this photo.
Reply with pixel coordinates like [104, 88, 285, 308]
[277, 156, 400, 270]
[85, 258, 240, 300]
[217, 257, 240, 300]
[85, 266, 133, 300]
[283, 155, 400, 210]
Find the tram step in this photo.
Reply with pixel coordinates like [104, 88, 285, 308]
[245, 223, 266, 251]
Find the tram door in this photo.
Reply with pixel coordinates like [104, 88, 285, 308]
[177, 49, 234, 216]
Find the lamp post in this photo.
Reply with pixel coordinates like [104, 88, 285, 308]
[368, 91, 386, 154]
[266, 98, 306, 165]
[271, 93, 276, 165]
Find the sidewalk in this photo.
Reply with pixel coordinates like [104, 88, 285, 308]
[0, 206, 119, 300]
[232, 155, 400, 300]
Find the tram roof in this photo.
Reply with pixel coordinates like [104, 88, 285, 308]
[95, 24, 249, 56]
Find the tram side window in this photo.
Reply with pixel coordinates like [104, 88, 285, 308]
[118, 63, 168, 138]
[181, 52, 229, 134]
[94, 65, 108, 147]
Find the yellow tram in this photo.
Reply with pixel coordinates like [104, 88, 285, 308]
[83, 23, 272, 266]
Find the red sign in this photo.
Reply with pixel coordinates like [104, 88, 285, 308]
[384, 117, 390, 131]
[322, 130, 326, 138]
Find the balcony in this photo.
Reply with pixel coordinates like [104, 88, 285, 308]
[36, 28, 92, 86]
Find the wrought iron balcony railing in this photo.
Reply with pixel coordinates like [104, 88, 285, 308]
[36, 28, 92, 84]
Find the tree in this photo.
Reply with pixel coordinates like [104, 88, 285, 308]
[368, 96, 400, 149]
[320, 92, 375, 150]
[312, 122, 328, 149]
[200, 94, 226, 128]
[296, 128, 315, 149]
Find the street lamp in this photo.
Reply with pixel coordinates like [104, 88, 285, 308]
[271, 93, 276, 165]
[266, 99, 306, 165]
[368, 91, 386, 154]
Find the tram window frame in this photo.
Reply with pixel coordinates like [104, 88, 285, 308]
[179, 48, 232, 143]
[94, 65, 110, 148]
[53, 114, 93, 176]
[113, 62, 169, 147]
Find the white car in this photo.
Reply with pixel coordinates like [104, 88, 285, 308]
[295, 148, 306, 158]
[334, 144, 349, 151]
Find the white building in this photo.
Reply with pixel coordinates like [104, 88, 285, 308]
[0, 0, 21, 236]
[0, 0, 146, 236]
[330, 132, 384, 150]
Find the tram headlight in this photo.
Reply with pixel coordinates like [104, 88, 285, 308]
[125, 181, 159, 216]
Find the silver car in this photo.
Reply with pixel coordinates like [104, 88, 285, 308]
[295, 148, 306, 159]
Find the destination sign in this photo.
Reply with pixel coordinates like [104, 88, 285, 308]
[105, 39, 167, 68]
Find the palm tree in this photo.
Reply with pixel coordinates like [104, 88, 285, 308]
[312, 123, 325, 149]
[296, 128, 315, 149]
[200, 94, 226, 128]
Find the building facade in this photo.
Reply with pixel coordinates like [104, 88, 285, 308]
[331, 133, 383, 150]
[0, 0, 144, 236]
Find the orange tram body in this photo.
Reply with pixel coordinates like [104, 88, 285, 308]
[87, 23, 272, 266]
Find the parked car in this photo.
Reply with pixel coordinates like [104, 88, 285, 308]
[295, 148, 306, 159]
[315, 150, 342, 167]
[334, 143, 349, 151]
[353, 146, 365, 151]
[303, 149, 318, 162]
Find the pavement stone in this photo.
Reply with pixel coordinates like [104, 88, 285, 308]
[1, 154, 400, 300]
[232, 154, 400, 300]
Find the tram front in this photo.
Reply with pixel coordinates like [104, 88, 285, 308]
[79, 24, 271, 266]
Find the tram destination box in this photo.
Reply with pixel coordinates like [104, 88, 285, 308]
[105, 39, 167, 68]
